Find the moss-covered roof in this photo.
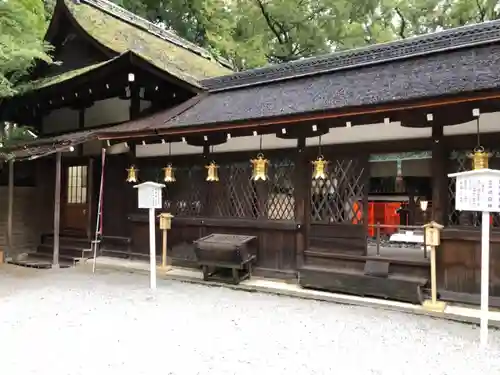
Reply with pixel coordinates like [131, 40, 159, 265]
[65, 0, 232, 87]
[15, 60, 110, 96]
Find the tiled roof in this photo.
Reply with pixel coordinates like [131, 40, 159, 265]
[62, 0, 233, 86]
[202, 19, 500, 92]
[163, 43, 500, 128]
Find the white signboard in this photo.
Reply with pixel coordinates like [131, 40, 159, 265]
[449, 169, 500, 213]
[448, 168, 500, 348]
[134, 181, 165, 209]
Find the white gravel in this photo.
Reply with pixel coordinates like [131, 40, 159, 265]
[1, 265, 500, 375]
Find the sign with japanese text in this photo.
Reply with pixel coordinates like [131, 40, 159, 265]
[449, 169, 500, 213]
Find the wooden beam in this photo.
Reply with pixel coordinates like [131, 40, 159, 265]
[53, 152, 62, 268]
[78, 108, 85, 156]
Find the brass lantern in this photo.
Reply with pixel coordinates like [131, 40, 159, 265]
[468, 146, 492, 170]
[206, 161, 219, 182]
[312, 156, 328, 180]
[126, 165, 138, 183]
[163, 164, 176, 183]
[251, 153, 269, 181]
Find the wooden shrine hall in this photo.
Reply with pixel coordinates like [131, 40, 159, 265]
[3, 0, 500, 307]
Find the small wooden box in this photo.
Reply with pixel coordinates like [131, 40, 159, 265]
[159, 213, 173, 230]
[425, 227, 440, 247]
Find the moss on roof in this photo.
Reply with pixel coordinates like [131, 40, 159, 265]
[15, 60, 110, 96]
[65, 0, 232, 86]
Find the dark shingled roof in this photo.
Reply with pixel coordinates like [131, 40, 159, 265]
[48, 0, 232, 88]
[164, 43, 500, 128]
[202, 19, 500, 92]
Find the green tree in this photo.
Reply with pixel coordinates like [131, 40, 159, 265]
[112, 0, 500, 69]
[0, 0, 53, 98]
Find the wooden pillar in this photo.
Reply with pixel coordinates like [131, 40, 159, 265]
[129, 82, 141, 121]
[7, 159, 14, 259]
[201, 143, 211, 220]
[294, 137, 308, 270]
[77, 108, 85, 156]
[53, 152, 62, 268]
[431, 123, 446, 224]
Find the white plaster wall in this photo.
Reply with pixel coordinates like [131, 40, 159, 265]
[443, 112, 500, 136]
[42, 98, 131, 134]
[85, 98, 130, 128]
[42, 108, 79, 134]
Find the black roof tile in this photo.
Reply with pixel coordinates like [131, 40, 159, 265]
[166, 43, 500, 128]
[202, 20, 500, 92]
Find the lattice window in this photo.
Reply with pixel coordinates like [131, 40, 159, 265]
[311, 158, 365, 224]
[211, 158, 295, 220]
[448, 150, 500, 227]
[164, 166, 204, 216]
[266, 158, 295, 220]
[67, 165, 87, 204]
[213, 162, 258, 218]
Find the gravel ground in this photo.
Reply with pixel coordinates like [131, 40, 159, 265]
[1, 265, 500, 375]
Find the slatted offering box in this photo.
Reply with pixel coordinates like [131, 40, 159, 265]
[194, 233, 257, 284]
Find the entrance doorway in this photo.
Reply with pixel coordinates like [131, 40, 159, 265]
[62, 163, 91, 237]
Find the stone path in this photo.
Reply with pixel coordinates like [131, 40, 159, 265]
[1, 266, 499, 375]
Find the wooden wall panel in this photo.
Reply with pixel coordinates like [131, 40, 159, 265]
[102, 155, 133, 237]
[438, 230, 500, 296]
[129, 216, 298, 273]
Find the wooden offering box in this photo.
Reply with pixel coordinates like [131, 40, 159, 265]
[194, 234, 256, 284]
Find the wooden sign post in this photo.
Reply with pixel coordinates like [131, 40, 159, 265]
[448, 168, 500, 348]
[422, 221, 445, 312]
[134, 181, 165, 290]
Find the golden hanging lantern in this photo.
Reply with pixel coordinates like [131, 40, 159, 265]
[163, 164, 176, 183]
[126, 165, 138, 183]
[251, 153, 269, 181]
[205, 161, 219, 182]
[312, 156, 328, 180]
[468, 146, 492, 170]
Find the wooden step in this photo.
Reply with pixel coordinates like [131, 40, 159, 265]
[12, 253, 75, 268]
[299, 264, 428, 304]
[30, 250, 81, 264]
[37, 244, 93, 259]
[41, 235, 90, 247]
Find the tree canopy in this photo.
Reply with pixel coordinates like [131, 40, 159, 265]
[112, 0, 500, 70]
[0, 0, 53, 98]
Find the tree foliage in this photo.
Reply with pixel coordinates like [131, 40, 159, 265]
[0, 0, 53, 98]
[111, 0, 500, 70]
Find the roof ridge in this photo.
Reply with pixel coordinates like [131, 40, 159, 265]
[203, 19, 500, 92]
[77, 0, 232, 69]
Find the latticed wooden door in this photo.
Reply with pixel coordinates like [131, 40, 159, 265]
[309, 154, 369, 255]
